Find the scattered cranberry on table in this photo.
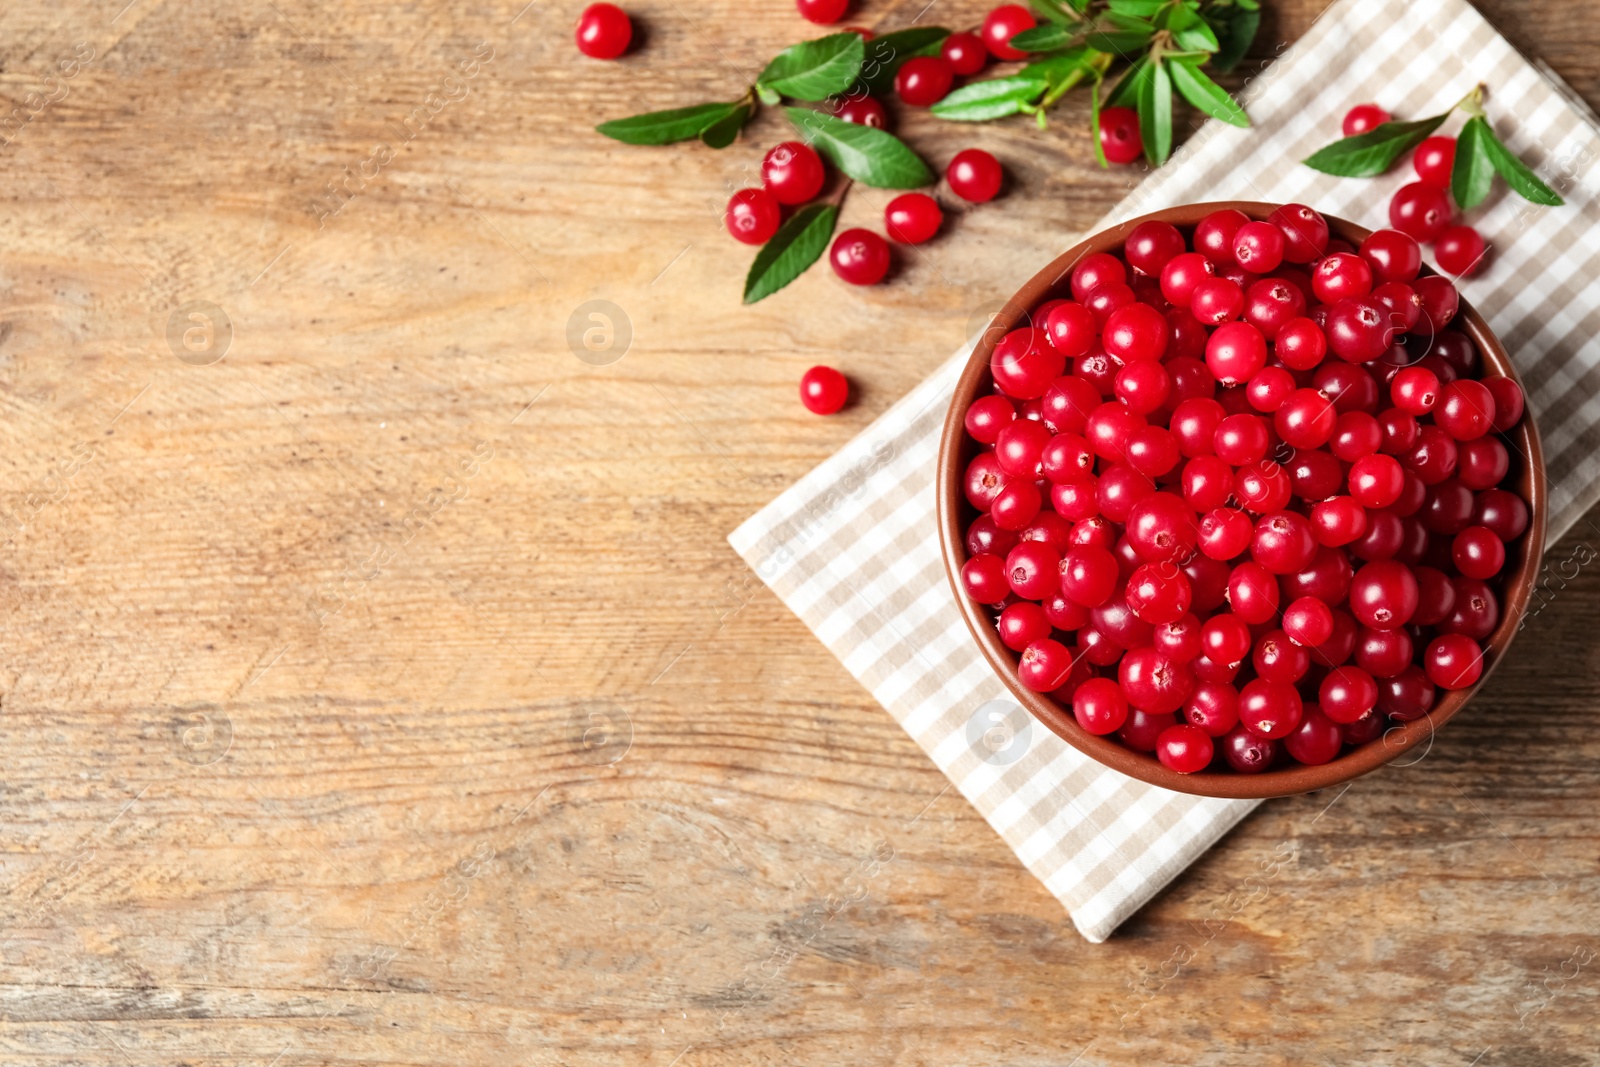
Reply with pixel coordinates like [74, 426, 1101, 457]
[1342, 102, 1391, 136]
[947, 148, 1003, 203]
[941, 31, 989, 76]
[795, 0, 849, 25]
[885, 192, 943, 245]
[800, 365, 849, 414]
[761, 142, 826, 205]
[980, 4, 1036, 61]
[828, 94, 887, 128]
[896, 55, 955, 108]
[1098, 107, 1144, 165]
[957, 203, 1531, 775]
[724, 188, 781, 245]
[574, 3, 632, 59]
[830, 228, 890, 285]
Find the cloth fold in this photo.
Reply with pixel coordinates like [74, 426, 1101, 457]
[730, 0, 1600, 940]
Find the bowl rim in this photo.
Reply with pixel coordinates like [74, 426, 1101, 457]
[936, 200, 1548, 800]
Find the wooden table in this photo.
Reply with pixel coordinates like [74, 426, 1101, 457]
[2, 1, 1597, 1063]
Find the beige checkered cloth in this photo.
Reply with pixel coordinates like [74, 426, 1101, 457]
[729, 0, 1600, 941]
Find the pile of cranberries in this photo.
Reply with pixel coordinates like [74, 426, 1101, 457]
[957, 204, 1530, 775]
[1342, 103, 1486, 278]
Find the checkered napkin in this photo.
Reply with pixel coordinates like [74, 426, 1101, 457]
[729, 0, 1600, 941]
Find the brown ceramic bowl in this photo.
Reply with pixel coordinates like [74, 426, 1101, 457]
[937, 202, 1546, 800]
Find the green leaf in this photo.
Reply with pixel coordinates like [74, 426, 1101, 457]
[1208, 6, 1259, 72]
[1139, 56, 1173, 165]
[596, 102, 741, 146]
[1451, 116, 1497, 210]
[743, 204, 839, 304]
[756, 84, 781, 106]
[1301, 112, 1449, 177]
[1106, 55, 1150, 108]
[1009, 22, 1077, 51]
[1168, 5, 1220, 51]
[1021, 47, 1093, 87]
[1169, 58, 1249, 127]
[785, 107, 934, 188]
[1087, 31, 1153, 56]
[858, 27, 951, 94]
[1029, 0, 1077, 22]
[1108, 0, 1166, 15]
[1480, 120, 1566, 206]
[757, 33, 866, 102]
[699, 102, 753, 148]
[1090, 74, 1109, 168]
[1104, 12, 1155, 32]
[931, 75, 1049, 120]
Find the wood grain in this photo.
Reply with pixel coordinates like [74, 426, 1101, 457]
[2, 1, 1598, 1064]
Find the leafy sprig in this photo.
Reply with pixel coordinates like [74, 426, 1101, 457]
[1302, 85, 1564, 208]
[931, 0, 1256, 165]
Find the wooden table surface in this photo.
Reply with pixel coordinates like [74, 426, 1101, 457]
[3, 0, 1599, 1064]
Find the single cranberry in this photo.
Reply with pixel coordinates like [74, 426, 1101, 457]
[1233, 221, 1286, 273]
[962, 552, 1009, 603]
[1019, 637, 1075, 691]
[1227, 560, 1281, 624]
[1119, 708, 1178, 752]
[884, 192, 943, 244]
[1348, 453, 1403, 509]
[947, 148, 1003, 203]
[1282, 596, 1335, 647]
[1098, 106, 1143, 163]
[1276, 318, 1328, 370]
[800, 365, 850, 414]
[1235, 461, 1292, 514]
[1126, 492, 1198, 563]
[1348, 559, 1418, 630]
[1119, 646, 1196, 714]
[997, 602, 1051, 650]
[981, 3, 1037, 58]
[1283, 706, 1343, 765]
[1319, 665, 1378, 724]
[1390, 182, 1453, 242]
[1125, 221, 1187, 276]
[1167, 310, 1211, 364]
[1038, 430, 1093, 480]
[1247, 367, 1297, 412]
[1251, 511, 1318, 574]
[1269, 203, 1329, 264]
[1435, 225, 1488, 277]
[1078, 627, 1123, 667]
[964, 452, 1010, 509]
[1483, 377, 1525, 431]
[1172, 398, 1225, 458]
[1084, 402, 1145, 464]
[1238, 678, 1303, 739]
[725, 188, 782, 245]
[1184, 682, 1240, 736]
[1331, 410, 1382, 461]
[1243, 279, 1305, 340]
[1004, 540, 1060, 599]
[1156, 723, 1214, 773]
[1474, 488, 1529, 541]
[1457, 437, 1508, 492]
[1205, 321, 1268, 385]
[895, 55, 954, 107]
[1043, 303, 1097, 361]
[1343, 102, 1391, 135]
[1221, 724, 1278, 772]
[1126, 563, 1193, 625]
[1372, 282, 1423, 333]
[761, 142, 825, 205]
[966, 514, 1018, 558]
[575, 3, 633, 58]
[1200, 613, 1253, 666]
[1414, 135, 1456, 186]
[796, 0, 849, 22]
[1341, 709, 1387, 743]
[1310, 496, 1367, 547]
[1378, 664, 1436, 721]
[1073, 677, 1129, 735]
[1160, 252, 1215, 307]
[1440, 576, 1499, 639]
[1287, 449, 1344, 502]
[1254, 628, 1310, 683]
[1325, 298, 1393, 362]
[1092, 594, 1156, 649]
[1275, 387, 1337, 448]
[1197, 506, 1252, 561]
[1190, 277, 1246, 325]
[1436, 379, 1496, 440]
[1309, 607, 1358, 667]
[941, 31, 989, 75]
[1154, 612, 1204, 663]
[1313, 359, 1380, 414]
[1379, 407, 1420, 455]
[1425, 634, 1484, 689]
[1351, 507, 1403, 561]
[1020, 511, 1073, 552]
[1355, 625, 1413, 678]
[1411, 275, 1461, 335]
[1096, 462, 1156, 522]
[1390, 365, 1440, 415]
[991, 479, 1041, 529]
[830, 228, 890, 285]
[1360, 229, 1422, 284]
[1452, 525, 1506, 580]
[1405, 425, 1459, 485]
[1059, 545, 1119, 606]
[829, 93, 888, 128]
[1313, 253, 1374, 304]
[1084, 283, 1136, 325]
[1214, 412, 1270, 465]
[1410, 564, 1458, 626]
[990, 327, 1063, 399]
[1125, 426, 1181, 479]
[1195, 209, 1249, 263]
[1103, 303, 1170, 364]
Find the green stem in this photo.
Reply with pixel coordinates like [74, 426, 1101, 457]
[1455, 82, 1487, 118]
[1039, 50, 1114, 110]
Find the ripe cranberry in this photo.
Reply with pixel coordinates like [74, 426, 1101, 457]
[1084, 402, 1145, 463]
[1103, 303, 1170, 364]
[1251, 511, 1317, 574]
[995, 419, 1050, 476]
[1097, 462, 1156, 522]
[991, 479, 1041, 529]
[1269, 203, 1329, 264]
[1275, 387, 1336, 448]
[1309, 607, 1358, 667]
[1276, 318, 1328, 370]
[1452, 525, 1506, 580]
[1474, 488, 1529, 541]
[990, 327, 1063, 399]
[575, 3, 632, 58]
[1127, 563, 1193, 624]
[1483, 377, 1525, 431]
[829, 93, 888, 128]
[1427, 330, 1478, 375]
[1411, 275, 1461, 335]
[1041, 303, 1096, 362]
[1234, 461, 1290, 513]
[1436, 379, 1495, 440]
[1342, 102, 1391, 135]
[947, 148, 1003, 203]
[1287, 449, 1344, 502]
[1331, 410, 1382, 461]
[1282, 596, 1335, 647]
[1004, 540, 1059, 598]
[1348, 559, 1418, 629]
[1355, 625, 1413, 678]
[1414, 135, 1456, 186]
[1125, 221, 1186, 276]
[1083, 283, 1136, 325]
[1435, 225, 1488, 277]
[1360, 229, 1422, 284]
[1119, 708, 1178, 752]
[1221, 724, 1278, 772]
[885, 192, 943, 244]
[1254, 628, 1310, 683]
[1157, 723, 1214, 773]
[1160, 252, 1216, 308]
[796, 0, 848, 22]
[1205, 322, 1267, 384]
[1313, 253, 1374, 303]
[1119, 646, 1196, 714]
[1239, 679, 1303, 739]
[980, 4, 1036, 60]
[1166, 312, 1211, 366]
[1284, 706, 1344, 765]
[1247, 367, 1296, 413]
[1310, 496, 1367, 547]
[962, 552, 1008, 603]
[895, 55, 954, 107]
[1390, 365, 1440, 415]
[1319, 665, 1378, 723]
[941, 31, 989, 75]
[1098, 107, 1142, 163]
[1325, 298, 1393, 362]
[1125, 426, 1181, 478]
[1190, 277, 1245, 325]
[1457, 437, 1509, 491]
[1233, 221, 1286, 273]
[1342, 709, 1387, 743]
[1078, 627, 1123, 667]
[1226, 560, 1281, 624]
[1093, 594, 1156, 649]
[1243, 278, 1305, 340]
[1154, 612, 1204, 663]
[1184, 682, 1240, 736]
[1172, 398, 1225, 458]
[800, 365, 849, 414]
[966, 514, 1018, 558]
[830, 228, 891, 285]
[1379, 407, 1420, 455]
[1197, 506, 1252, 561]
[1441, 576, 1499, 639]
[1020, 511, 1073, 552]
[964, 452, 1010, 510]
[997, 602, 1051, 651]
[725, 188, 781, 245]
[1349, 453, 1403, 508]
[1068, 253, 1126, 304]
[1390, 182, 1453, 242]
[1019, 637, 1075, 691]
[1378, 665, 1436, 721]
[1313, 359, 1380, 413]
[1193, 209, 1248, 263]
[1372, 282, 1423, 333]
[1038, 430, 1093, 480]
[1425, 634, 1484, 690]
[1214, 412, 1269, 465]
[1074, 677, 1129, 735]
[762, 142, 825, 205]
[1126, 492, 1198, 563]
[1059, 545, 1118, 606]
